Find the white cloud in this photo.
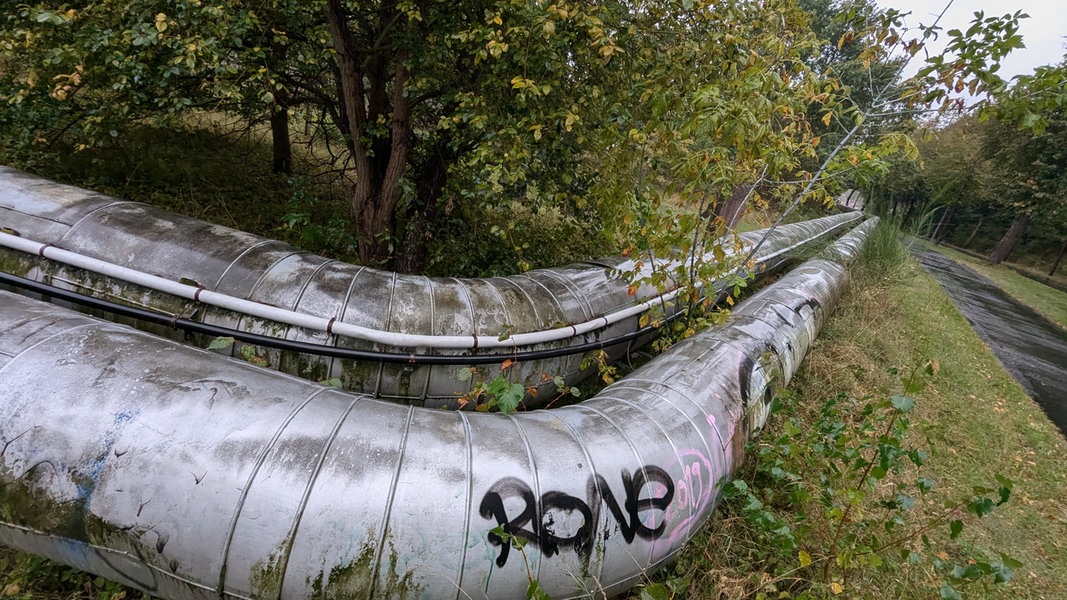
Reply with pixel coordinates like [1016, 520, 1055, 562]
[878, 0, 1066, 80]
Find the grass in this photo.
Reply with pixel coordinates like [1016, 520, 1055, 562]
[1, 119, 359, 260]
[921, 242, 1067, 331]
[646, 225, 1067, 599]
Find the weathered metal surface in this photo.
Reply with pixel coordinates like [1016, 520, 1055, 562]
[0, 166, 862, 405]
[0, 218, 875, 599]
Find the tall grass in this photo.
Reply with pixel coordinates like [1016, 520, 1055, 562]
[854, 217, 910, 285]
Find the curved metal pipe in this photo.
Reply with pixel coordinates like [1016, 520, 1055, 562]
[0, 166, 862, 404]
[0, 218, 876, 600]
[0, 270, 663, 365]
[1, 230, 684, 351]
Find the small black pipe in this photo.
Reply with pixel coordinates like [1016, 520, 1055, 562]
[0, 254, 795, 367]
[0, 272, 665, 365]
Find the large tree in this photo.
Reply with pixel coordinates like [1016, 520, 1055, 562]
[322, 0, 623, 268]
[982, 59, 1067, 265]
[320, 0, 844, 270]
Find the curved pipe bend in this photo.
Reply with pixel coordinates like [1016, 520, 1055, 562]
[0, 166, 863, 405]
[0, 218, 877, 600]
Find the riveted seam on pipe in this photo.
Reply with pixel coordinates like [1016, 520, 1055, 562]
[368, 405, 417, 599]
[451, 276, 477, 345]
[0, 321, 96, 369]
[602, 383, 728, 545]
[274, 394, 366, 599]
[54, 201, 138, 246]
[503, 412, 543, 583]
[216, 389, 331, 596]
[494, 277, 542, 329]
[563, 404, 654, 579]
[293, 259, 340, 312]
[213, 239, 282, 290]
[546, 407, 620, 587]
[453, 410, 476, 600]
[531, 267, 597, 321]
[0, 522, 219, 596]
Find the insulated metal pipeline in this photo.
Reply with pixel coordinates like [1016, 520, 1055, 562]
[0, 218, 877, 600]
[0, 166, 863, 405]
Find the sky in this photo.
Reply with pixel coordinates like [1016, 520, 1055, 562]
[877, 0, 1066, 81]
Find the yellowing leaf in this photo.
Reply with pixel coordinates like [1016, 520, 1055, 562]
[799, 550, 812, 567]
[810, 136, 820, 148]
[830, 582, 843, 595]
[822, 112, 832, 127]
[155, 13, 167, 32]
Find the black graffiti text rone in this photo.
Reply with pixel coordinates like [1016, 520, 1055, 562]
[479, 466, 675, 567]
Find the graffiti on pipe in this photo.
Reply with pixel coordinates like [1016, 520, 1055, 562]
[663, 448, 719, 545]
[479, 466, 675, 567]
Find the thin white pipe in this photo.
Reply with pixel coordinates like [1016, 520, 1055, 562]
[0, 214, 858, 351]
[0, 231, 688, 350]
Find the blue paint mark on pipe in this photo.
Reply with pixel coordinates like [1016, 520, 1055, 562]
[75, 409, 141, 507]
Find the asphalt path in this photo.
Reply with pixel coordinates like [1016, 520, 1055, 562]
[913, 247, 1067, 438]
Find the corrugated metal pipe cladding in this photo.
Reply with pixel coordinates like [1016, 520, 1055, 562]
[0, 163, 878, 598]
[0, 166, 863, 406]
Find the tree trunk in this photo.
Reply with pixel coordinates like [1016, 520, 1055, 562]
[267, 35, 292, 175]
[932, 205, 954, 244]
[270, 104, 292, 174]
[715, 184, 751, 229]
[963, 216, 984, 248]
[326, 0, 412, 267]
[1050, 239, 1067, 277]
[987, 213, 1030, 265]
[393, 142, 456, 274]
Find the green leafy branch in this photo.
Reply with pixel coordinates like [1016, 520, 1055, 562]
[724, 360, 1019, 598]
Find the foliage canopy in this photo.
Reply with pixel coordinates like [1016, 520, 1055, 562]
[0, 0, 1037, 274]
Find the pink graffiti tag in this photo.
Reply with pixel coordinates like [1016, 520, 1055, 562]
[662, 448, 719, 546]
